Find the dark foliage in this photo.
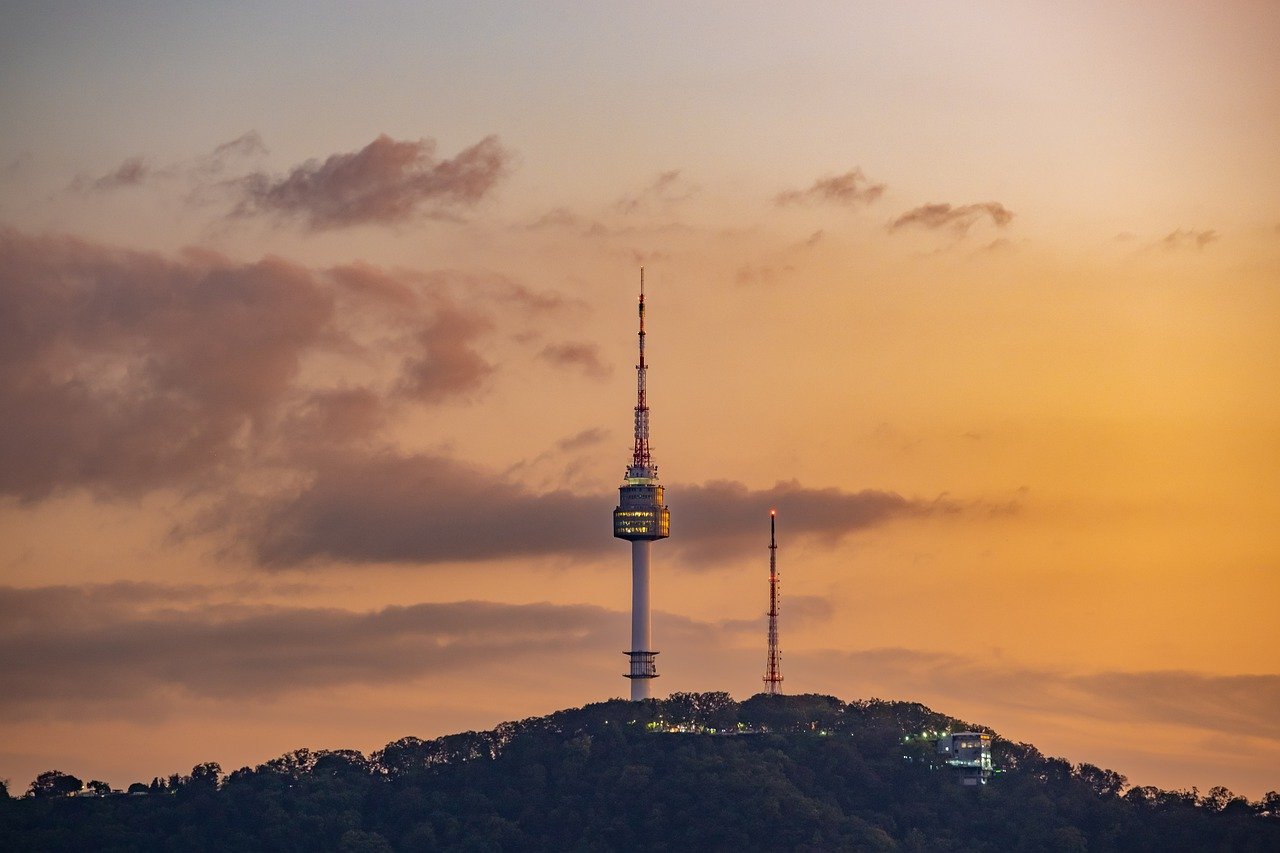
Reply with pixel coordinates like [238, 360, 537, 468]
[1, 694, 1276, 851]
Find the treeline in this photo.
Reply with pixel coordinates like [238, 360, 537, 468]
[2, 693, 1277, 851]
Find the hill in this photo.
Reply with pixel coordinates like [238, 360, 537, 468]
[2, 693, 1276, 851]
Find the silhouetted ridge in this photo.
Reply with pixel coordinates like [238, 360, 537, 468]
[2, 693, 1277, 851]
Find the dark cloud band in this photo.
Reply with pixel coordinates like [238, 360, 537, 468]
[235, 455, 941, 567]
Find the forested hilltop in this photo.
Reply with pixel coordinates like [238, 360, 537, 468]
[2, 693, 1276, 851]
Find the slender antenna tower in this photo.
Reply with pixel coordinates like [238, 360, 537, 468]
[612, 268, 670, 700]
[763, 509, 783, 694]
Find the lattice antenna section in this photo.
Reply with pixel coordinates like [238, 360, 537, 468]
[764, 510, 783, 694]
[631, 268, 652, 471]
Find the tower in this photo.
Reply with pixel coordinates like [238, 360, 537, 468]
[763, 510, 783, 694]
[612, 268, 670, 701]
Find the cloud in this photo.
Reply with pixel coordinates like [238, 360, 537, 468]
[889, 202, 1014, 236]
[0, 230, 335, 500]
[231, 455, 943, 568]
[0, 231, 519, 501]
[235, 452, 604, 566]
[811, 647, 1280, 743]
[556, 427, 608, 452]
[774, 169, 885, 207]
[734, 231, 824, 287]
[537, 342, 610, 379]
[1072, 671, 1279, 738]
[719, 594, 834, 633]
[1160, 228, 1219, 250]
[526, 207, 582, 230]
[231, 134, 511, 230]
[71, 157, 150, 192]
[68, 133, 268, 199]
[800, 229, 825, 248]
[394, 297, 494, 403]
[13, 581, 1271, 751]
[281, 388, 386, 449]
[189, 131, 270, 182]
[212, 130, 268, 161]
[0, 583, 623, 717]
[674, 479, 945, 563]
[978, 237, 1014, 254]
[616, 169, 696, 214]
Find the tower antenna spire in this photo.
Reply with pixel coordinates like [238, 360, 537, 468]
[764, 509, 784, 695]
[632, 267, 650, 470]
[613, 268, 670, 700]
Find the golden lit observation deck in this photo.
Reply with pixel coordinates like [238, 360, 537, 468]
[613, 481, 670, 540]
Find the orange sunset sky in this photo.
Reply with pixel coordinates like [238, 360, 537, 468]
[1, 2, 1278, 799]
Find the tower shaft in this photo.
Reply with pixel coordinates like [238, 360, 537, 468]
[764, 510, 783, 694]
[628, 540, 656, 700]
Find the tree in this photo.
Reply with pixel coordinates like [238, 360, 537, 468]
[86, 780, 113, 796]
[1075, 762, 1127, 798]
[313, 750, 369, 778]
[188, 762, 222, 791]
[28, 770, 83, 798]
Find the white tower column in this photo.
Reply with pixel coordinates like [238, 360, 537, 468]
[630, 541, 653, 700]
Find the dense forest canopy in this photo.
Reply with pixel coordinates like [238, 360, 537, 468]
[2, 693, 1277, 851]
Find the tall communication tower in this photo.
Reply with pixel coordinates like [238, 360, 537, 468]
[612, 269, 670, 701]
[763, 510, 783, 694]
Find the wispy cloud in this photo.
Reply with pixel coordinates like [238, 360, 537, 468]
[72, 132, 271, 196]
[538, 342, 610, 379]
[616, 169, 696, 215]
[231, 134, 511, 230]
[734, 231, 824, 286]
[890, 201, 1014, 236]
[556, 427, 608, 453]
[211, 130, 268, 161]
[1160, 228, 1219, 250]
[774, 169, 885, 207]
[526, 206, 582, 230]
[71, 156, 150, 192]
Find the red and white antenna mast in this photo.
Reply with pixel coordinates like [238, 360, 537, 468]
[632, 268, 652, 471]
[764, 510, 783, 694]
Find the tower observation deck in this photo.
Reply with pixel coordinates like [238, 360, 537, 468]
[613, 269, 670, 700]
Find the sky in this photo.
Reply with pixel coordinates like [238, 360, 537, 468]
[1, 0, 1278, 799]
